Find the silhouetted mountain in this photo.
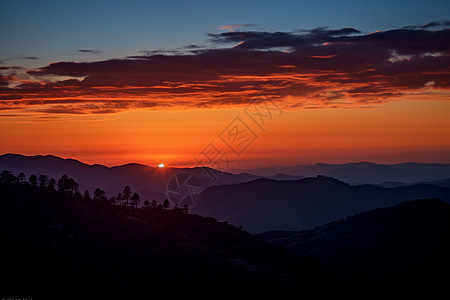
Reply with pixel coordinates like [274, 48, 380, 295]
[0, 153, 261, 202]
[422, 177, 450, 188]
[192, 176, 450, 233]
[0, 178, 320, 298]
[2, 170, 448, 296]
[375, 181, 408, 188]
[235, 162, 450, 184]
[376, 178, 450, 188]
[259, 199, 450, 290]
[267, 173, 304, 180]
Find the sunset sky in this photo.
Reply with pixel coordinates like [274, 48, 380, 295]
[1, 0, 450, 170]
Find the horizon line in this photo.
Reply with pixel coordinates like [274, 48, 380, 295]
[2, 153, 450, 172]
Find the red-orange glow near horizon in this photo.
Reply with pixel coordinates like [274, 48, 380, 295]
[1, 99, 450, 168]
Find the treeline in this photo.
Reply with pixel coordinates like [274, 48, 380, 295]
[0, 169, 188, 213]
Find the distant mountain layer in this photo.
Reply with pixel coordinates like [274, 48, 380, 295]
[3, 173, 447, 296]
[376, 178, 450, 188]
[192, 176, 450, 233]
[3, 153, 450, 233]
[259, 199, 450, 286]
[0, 153, 261, 201]
[236, 161, 450, 184]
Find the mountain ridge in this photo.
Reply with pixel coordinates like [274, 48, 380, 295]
[193, 176, 450, 232]
[0, 153, 262, 202]
[3, 153, 450, 233]
[0, 176, 315, 298]
[258, 198, 450, 287]
[232, 161, 450, 183]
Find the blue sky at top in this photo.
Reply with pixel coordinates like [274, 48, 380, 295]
[1, 0, 449, 68]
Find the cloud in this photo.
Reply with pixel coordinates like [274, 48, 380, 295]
[133, 44, 208, 57]
[421, 20, 450, 29]
[0, 56, 39, 64]
[1, 21, 449, 114]
[0, 75, 13, 86]
[77, 49, 102, 54]
[217, 24, 256, 31]
[308, 26, 361, 36]
[34, 104, 116, 114]
[17, 56, 39, 60]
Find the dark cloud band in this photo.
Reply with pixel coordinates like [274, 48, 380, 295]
[76, 49, 102, 54]
[1, 21, 449, 114]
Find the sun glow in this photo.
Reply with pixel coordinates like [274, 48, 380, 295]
[158, 163, 165, 168]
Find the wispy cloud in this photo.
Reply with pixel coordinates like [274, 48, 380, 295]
[76, 49, 102, 54]
[217, 24, 256, 32]
[1, 21, 449, 115]
[0, 56, 39, 63]
[17, 56, 39, 60]
[419, 20, 450, 29]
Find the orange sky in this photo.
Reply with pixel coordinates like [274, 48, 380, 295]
[2, 24, 450, 169]
[1, 98, 450, 169]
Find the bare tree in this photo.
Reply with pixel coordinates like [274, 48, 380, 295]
[39, 174, 49, 189]
[122, 185, 132, 207]
[48, 178, 56, 190]
[29, 174, 38, 187]
[151, 199, 158, 209]
[131, 192, 140, 209]
[93, 188, 107, 202]
[83, 190, 91, 202]
[163, 199, 170, 210]
[17, 172, 26, 184]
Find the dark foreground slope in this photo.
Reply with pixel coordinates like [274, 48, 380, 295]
[0, 180, 323, 299]
[260, 199, 450, 291]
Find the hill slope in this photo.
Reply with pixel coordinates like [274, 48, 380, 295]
[0, 180, 319, 298]
[192, 176, 450, 232]
[259, 199, 450, 289]
[0, 153, 261, 202]
[2, 173, 449, 296]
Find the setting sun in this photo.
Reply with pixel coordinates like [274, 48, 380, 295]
[158, 163, 165, 168]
